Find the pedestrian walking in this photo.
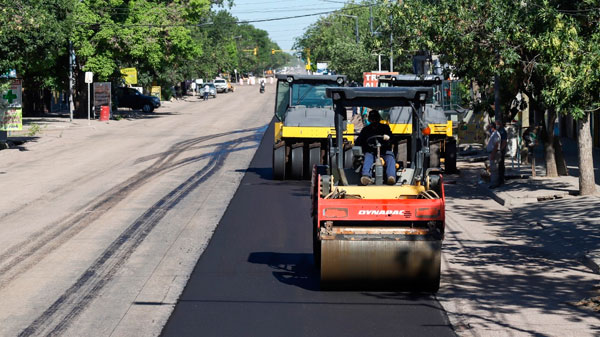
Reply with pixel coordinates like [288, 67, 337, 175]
[523, 126, 539, 176]
[203, 83, 209, 101]
[486, 122, 501, 188]
[496, 120, 508, 185]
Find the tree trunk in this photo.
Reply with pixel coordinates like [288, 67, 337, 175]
[543, 108, 558, 177]
[553, 136, 568, 176]
[577, 113, 597, 195]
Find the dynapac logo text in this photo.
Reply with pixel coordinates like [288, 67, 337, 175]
[358, 210, 405, 215]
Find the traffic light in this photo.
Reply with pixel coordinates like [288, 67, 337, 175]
[253, 47, 257, 56]
[271, 49, 275, 55]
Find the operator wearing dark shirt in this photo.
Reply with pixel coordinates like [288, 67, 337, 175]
[355, 110, 396, 185]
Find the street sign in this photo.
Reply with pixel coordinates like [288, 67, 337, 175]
[85, 72, 94, 84]
[120, 68, 137, 85]
[1, 81, 23, 131]
[151, 86, 161, 101]
[362, 72, 398, 87]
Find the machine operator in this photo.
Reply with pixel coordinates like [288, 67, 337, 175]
[356, 110, 397, 186]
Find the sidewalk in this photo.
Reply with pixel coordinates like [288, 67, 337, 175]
[0, 98, 192, 150]
[439, 160, 600, 336]
[459, 137, 600, 308]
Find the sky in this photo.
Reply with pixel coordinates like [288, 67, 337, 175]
[227, 0, 347, 51]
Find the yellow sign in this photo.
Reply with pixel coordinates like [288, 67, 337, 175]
[458, 112, 487, 145]
[0, 108, 22, 131]
[151, 86, 161, 101]
[120, 68, 138, 85]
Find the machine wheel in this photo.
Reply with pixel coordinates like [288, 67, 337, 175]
[308, 146, 321, 178]
[273, 144, 286, 180]
[344, 146, 353, 169]
[429, 141, 441, 168]
[290, 145, 304, 180]
[444, 138, 457, 173]
[396, 140, 408, 168]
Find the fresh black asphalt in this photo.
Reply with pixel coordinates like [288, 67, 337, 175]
[161, 121, 456, 337]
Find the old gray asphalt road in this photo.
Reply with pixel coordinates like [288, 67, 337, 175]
[0, 85, 273, 337]
[160, 122, 456, 337]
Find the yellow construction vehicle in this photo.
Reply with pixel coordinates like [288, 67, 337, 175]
[273, 74, 354, 180]
[378, 74, 457, 173]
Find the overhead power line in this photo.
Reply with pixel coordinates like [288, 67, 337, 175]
[76, 3, 376, 28]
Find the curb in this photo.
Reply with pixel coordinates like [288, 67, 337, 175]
[486, 187, 573, 208]
[581, 252, 600, 274]
[485, 189, 538, 208]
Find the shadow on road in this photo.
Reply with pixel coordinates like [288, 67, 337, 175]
[113, 110, 178, 120]
[248, 252, 320, 291]
[235, 167, 272, 180]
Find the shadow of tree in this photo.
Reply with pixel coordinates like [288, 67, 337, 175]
[439, 164, 600, 335]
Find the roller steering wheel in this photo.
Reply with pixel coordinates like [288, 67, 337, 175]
[366, 135, 389, 149]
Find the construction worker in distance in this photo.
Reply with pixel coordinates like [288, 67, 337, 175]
[356, 110, 396, 185]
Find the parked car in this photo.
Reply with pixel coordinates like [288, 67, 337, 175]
[115, 87, 160, 112]
[213, 79, 230, 93]
[200, 83, 217, 98]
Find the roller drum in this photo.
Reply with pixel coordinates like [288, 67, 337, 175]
[320, 239, 441, 290]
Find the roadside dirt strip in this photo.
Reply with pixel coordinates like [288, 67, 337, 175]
[0, 85, 274, 336]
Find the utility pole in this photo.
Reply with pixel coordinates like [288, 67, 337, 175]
[335, 14, 359, 44]
[494, 75, 501, 122]
[494, 51, 501, 122]
[233, 35, 242, 83]
[369, 6, 373, 36]
[68, 41, 75, 122]
[389, 13, 393, 72]
[355, 16, 359, 44]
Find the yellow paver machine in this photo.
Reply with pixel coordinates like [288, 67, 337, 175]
[272, 74, 354, 180]
[378, 74, 457, 173]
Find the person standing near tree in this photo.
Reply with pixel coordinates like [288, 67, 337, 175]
[496, 120, 508, 185]
[486, 122, 501, 188]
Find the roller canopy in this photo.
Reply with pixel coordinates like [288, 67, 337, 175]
[326, 87, 434, 108]
[276, 74, 346, 82]
[378, 74, 443, 86]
